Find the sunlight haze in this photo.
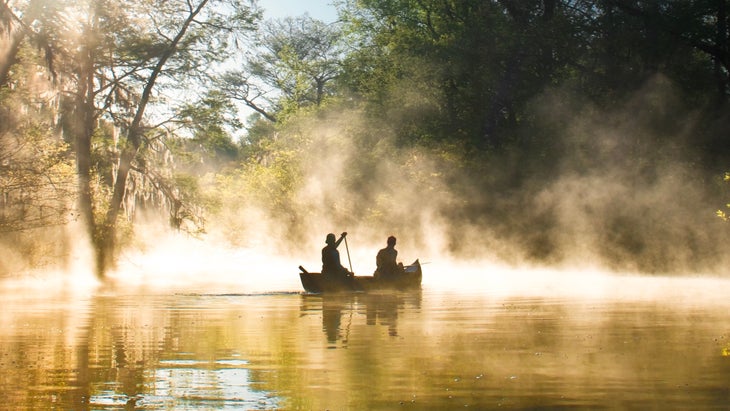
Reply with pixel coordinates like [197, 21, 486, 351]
[2, 1, 730, 408]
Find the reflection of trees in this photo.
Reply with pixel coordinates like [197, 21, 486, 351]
[0, 294, 291, 409]
[10, 290, 730, 409]
[0, 296, 95, 408]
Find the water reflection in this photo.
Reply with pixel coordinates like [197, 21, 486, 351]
[3, 275, 730, 410]
[300, 291, 422, 346]
[0, 293, 282, 410]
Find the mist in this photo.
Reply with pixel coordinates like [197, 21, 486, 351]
[183, 73, 727, 287]
[4, 59, 727, 289]
[3, 73, 723, 293]
[5, 3, 730, 409]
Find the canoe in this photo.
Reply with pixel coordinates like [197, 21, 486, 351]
[298, 260, 422, 293]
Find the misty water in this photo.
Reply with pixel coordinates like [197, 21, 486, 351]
[2, 264, 730, 410]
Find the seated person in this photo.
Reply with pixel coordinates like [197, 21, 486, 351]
[374, 236, 403, 279]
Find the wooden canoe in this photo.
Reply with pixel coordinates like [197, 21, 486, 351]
[298, 260, 422, 293]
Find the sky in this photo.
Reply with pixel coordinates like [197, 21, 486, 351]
[259, 0, 338, 22]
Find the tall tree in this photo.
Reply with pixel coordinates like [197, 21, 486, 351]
[605, 0, 729, 105]
[0, 0, 63, 86]
[219, 15, 345, 122]
[0, 0, 76, 233]
[52, 0, 260, 276]
[339, 0, 729, 147]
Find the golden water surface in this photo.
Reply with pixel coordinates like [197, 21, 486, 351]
[1, 270, 730, 410]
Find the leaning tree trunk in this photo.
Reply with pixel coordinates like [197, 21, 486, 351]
[98, 0, 211, 276]
[97, 147, 137, 274]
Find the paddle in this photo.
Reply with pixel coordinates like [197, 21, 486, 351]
[343, 233, 354, 274]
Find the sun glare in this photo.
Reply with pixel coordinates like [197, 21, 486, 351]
[108, 234, 303, 294]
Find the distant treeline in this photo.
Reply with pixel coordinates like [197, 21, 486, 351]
[1, 0, 729, 276]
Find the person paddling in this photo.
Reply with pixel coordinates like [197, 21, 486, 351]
[322, 232, 352, 279]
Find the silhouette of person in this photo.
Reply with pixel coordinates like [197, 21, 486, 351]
[322, 297, 343, 344]
[375, 236, 402, 279]
[322, 232, 351, 279]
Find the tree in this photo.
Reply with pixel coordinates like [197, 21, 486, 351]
[604, 0, 729, 105]
[175, 90, 243, 173]
[338, 0, 574, 149]
[0, 0, 77, 270]
[219, 15, 346, 122]
[0, 106, 75, 233]
[0, 0, 67, 87]
[45, 0, 260, 276]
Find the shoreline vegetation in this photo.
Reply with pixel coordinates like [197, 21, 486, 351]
[1, 0, 729, 278]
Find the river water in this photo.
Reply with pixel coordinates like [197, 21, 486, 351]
[1, 265, 730, 410]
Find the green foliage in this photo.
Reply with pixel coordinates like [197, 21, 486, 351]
[219, 15, 346, 122]
[210, 127, 305, 245]
[0, 128, 76, 233]
[0, 48, 76, 234]
[718, 173, 730, 222]
[0, 94, 76, 274]
[210, 0, 730, 272]
[227, 120, 304, 209]
[1, 0, 263, 275]
[339, 0, 728, 151]
[177, 91, 242, 170]
[3, 0, 730, 274]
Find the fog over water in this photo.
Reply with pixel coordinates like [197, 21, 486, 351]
[1, 65, 727, 290]
[185, 75, 730, 285]
[6, 75, 721, 292]
[4, 237, 729, 322]
[3, 4, 730, 408]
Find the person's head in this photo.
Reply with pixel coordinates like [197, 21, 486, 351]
[326, 233, 336, 244]
[387, 236, 396, 247]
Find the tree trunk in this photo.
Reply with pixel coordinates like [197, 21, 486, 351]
[74, 25, 104, 277]
[98, 0, 210, 275]
[0, 31, 24, 87]
[98, 148, 136, 273]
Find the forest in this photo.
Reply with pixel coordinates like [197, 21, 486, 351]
[1, 0, 729, 278]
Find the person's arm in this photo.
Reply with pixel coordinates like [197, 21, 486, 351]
[334, 232, 347, 248]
